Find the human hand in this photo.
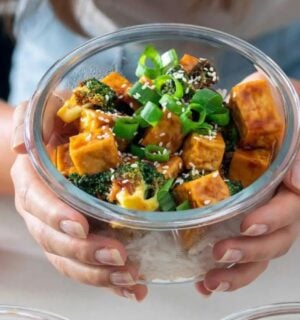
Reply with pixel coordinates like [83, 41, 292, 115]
[11, 99, 147, 301]
[196, 79, 300, 296]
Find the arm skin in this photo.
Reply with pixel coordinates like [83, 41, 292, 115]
[0, 100, 15, 195]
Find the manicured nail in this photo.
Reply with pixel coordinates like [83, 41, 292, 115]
[110, 272, 136, 286]
[122, 290, 137, 301]
[12, 124, 25, 150]
[95, 248, 125, 266]
[210, 281, 230, 292]
[218, 249, 243, 263]
[60, 220, 87, 239]
[241, 224, 269, 236]
[291, 164, 300, 190]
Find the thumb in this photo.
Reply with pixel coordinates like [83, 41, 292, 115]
[11, 101, 28, 154]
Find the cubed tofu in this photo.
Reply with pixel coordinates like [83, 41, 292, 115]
[69, 127, 121, 175]
[141, 110, 184, 153]
[179, 227, 207, 250]
[56, 143, 76, 175]
[156, 156, 183, 179]
[57, 95, 82, 123]
[79, 109, 115, 132]
[229, 79, 284, 149]
[180, 54, 199, 73]
[229, 148, 272, 187]
[101, 72, 140, 110]
[182, 132, 225, 171]
[173, 171, 230, 208]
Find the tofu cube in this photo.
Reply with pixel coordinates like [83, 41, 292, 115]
[229, 79, 284, 149]
[179, 227, 207, 250]
[173, 171, 230, 208]
[182, 132, 225, 171]
[156, 156, 183, 179]
[229, 148, 272, 187]
[180, 54, 199, 73]
[141, 110, 184, 153]
[56, 143, 76, 175]
[69, 127, 121, 175]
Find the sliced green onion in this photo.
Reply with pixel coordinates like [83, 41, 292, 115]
[154, 75, 184, 99]
[140, 102, 163, 126]
[180, 105, 207, 135]
[133, 108, 150, 128]
[144, 144, 170, 162]
[158, 191, 177, 211]
[176, 200, 191, 211]
[157, 179, 176, 211]
[207, 107, 230, 126]
[136, 45, 162, 79]
[159, 94, 185, 115]
[128, 82, 161, 105]
[191, 89, 223, 114]
[161, 49, 179, 72]
[113, 117, 139, 140]
[130, 144, 145, 158]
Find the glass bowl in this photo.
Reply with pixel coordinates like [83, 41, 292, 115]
[25, 23, 300, 284]
[0, 305, 67, 320]
[222, 302, 300, 320]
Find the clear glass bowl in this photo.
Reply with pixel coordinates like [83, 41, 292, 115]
[25, 24, 300, 284]
[222, 302, 300, 320]
[0, 305, 67, 320]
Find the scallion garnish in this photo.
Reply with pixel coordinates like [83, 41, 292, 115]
[161, 49, 179, 72]
[207, 107, 230, 126]
[159, 94, 184, 115]
[191, 88, 223, 114]
[176, 200, 191, 211]
[113, 117, 139, 140]
[128, 81, 161, 105]
[144, 144, 170, 162]
[130, 144, 146, 158]
[155, 75, 184, 99]
[180, 104, 207, 135]
[157, 178, 176, 211]
[136, 45, 162, 79]
[140, 102, 163, 127]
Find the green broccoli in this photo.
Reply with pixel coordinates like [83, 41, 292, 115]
[68, 171, 113, 199]
[74, 78, 117, 112]
[226, 180, 243, 195]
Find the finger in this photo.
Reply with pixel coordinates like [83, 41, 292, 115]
[201, 261, 269, 292]
[11, 155, 89, 238]
[111, 285, 148, 302]
[284, 150, 300, 194]
[240, 187, 300, 236]
[45, 253, 147, 301]
[194, 281, 212, 297]
[11, 101, 28, 153]
[20, 208, 128, 267]
[213, 223, 300, 264]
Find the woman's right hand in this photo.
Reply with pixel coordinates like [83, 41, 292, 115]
[10, 101, 147, 301]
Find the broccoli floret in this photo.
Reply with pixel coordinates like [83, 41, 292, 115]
[74, 78, 117, 112]
[68, 171, 113, 199]
[226, 180, 243, 195]
[114, 161, 165, 198]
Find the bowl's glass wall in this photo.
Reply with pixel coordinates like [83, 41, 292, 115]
[222, 303, 300, 320]
[0, 306, 67, 320]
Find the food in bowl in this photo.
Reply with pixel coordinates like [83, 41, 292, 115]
[50, 44, 284, 282]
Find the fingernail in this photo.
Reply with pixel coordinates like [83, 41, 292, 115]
[60, 220, 87, 239]
[209, 281, 230, 292]
[218, 249, 243, 263]
[291, 164, 300, 189]
[122, 290, 137, 301]
[241, 224, 269, 236]
[95, 248, 125, 266]
[110, 272, 136, 286]
[12, 124, 24, 150]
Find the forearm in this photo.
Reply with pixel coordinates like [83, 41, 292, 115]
[0, 100, 16, 195]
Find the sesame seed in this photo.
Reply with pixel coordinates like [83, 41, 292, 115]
[189, 162, 195, 168]
[133, 93, 141, 99]
[162, 165, 169, 169]
[122, 179, 129, 184]
[105, 95, 110, 101]
[118, 95, 124, 99]
[179, 162, 183, 169]
[85, 133, 92, 141]
[160, 132, 166, 137]
[204, 199, 211, 205]
[129, 102, 134, 108]
[176, 101, 181, 105]
[212, 171, 219, 178]
[121, 83, 127, 88]
[166, 142, 171, 148]
[159, 142, 163, 147]
[142, 83, 148, 90]
[162, 170, 168, 174]
[131, 163, 138, 168]
[167, 112, 172, 119]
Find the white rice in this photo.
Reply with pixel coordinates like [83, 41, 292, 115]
[100, 215, 243, 283]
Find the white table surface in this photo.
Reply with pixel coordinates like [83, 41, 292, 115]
[1, 196, 300, 320]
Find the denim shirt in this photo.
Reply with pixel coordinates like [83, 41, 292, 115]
[8, 0, 300, 105]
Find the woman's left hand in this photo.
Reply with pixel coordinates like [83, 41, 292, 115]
[196, 80, 300, 295]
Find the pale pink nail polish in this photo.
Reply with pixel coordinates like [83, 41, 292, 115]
[241, 224, 269, 236]
[59, 220, 87, 238]
[95, 248, 125, 266]
[110, 272, 136, 286]
[218, 249, 243, 263]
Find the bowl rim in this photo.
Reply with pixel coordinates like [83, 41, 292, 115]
[25, 23, 300, 230]
[0, 305, 68, 319]
[222, 302, 300, 319]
